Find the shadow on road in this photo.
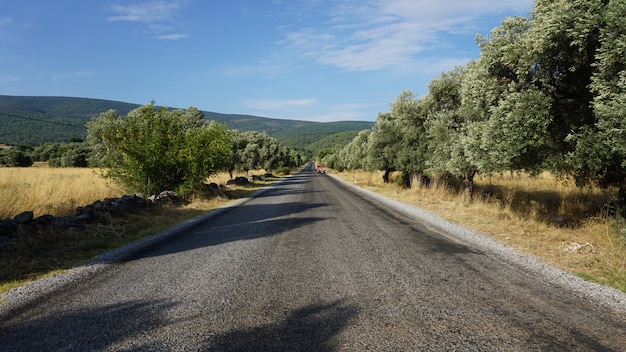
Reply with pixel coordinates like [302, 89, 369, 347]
[0, 299, 176, 351]
[121, 200, 330, 262]
[203, 299, 360, 352]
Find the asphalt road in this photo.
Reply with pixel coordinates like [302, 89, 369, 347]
[1, 165, 625, 351]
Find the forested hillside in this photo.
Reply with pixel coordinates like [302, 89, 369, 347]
[0, 95, 373, 153]
[274, 121, 374, 153]
[0, 96, 139, 144]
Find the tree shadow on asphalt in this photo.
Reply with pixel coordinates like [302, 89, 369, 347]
[0, 299, 176, 351]
[202, 299, 360, 352]
[120, 201, 330, 262]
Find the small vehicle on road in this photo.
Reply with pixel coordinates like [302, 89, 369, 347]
[316, 162, 327, 174]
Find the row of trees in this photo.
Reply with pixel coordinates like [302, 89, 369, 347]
[324, 0, 626, 207]
[86, 103, 304, 196]
[3, 103, 305, 197]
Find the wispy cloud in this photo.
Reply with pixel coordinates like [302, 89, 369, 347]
[0, 17, 15, 26]
[108, 1, 182, 23]
[280, 0, 533, 72]
[0, 75, 22, 83]
[108, 0, 188, 40]
[155, 33, 188, 40]
[53, 71, 96, 80]
[244, 98, 318, 111]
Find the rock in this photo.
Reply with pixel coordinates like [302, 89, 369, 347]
[151, 191, 188, 206]
[54, 216, 73, 228]
[250, 175, 266, 182]
[226, 176, 249, 186]
[1, 192, 171, 252]
[206, 183, 227, 199]
[14, 211, 34, 224]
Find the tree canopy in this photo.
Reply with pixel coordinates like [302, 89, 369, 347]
[87, 103, 233, 196]
[329, 0, 626, 209]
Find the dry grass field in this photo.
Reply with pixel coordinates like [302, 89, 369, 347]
[335, 169, 626, 292]
[0, 163, 124, 219]
[0, 163, 242, 219]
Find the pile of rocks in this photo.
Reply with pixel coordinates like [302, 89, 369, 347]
[226, 173, 276, 186]
[0, 191, 187, 251]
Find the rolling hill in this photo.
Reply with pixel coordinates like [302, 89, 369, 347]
[0, 95, 374, 153]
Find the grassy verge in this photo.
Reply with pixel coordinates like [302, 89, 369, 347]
[334, 169, 626, 293]
[0, 176, 276, 296]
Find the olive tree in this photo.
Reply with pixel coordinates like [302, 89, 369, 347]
[338, 129, 371, 170]
[569, 0, 626, 209]
[229, 131, 296, 176]
[366, 111, 401, 183]
[424, 67, 478, 201]
[87, 103, 232, 196]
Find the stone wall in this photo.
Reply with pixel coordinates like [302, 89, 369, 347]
[0, 191, 186, 251]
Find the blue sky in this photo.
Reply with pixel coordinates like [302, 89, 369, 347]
[0, 0, 533, 122]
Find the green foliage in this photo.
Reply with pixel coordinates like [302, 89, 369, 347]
[0, 148, 33, 167]
[0, 95, 139, 145]
[331, 0, 625, 206]
[576, 0, 626, 192]
[87, 103, 233, 196]
[229, 131, 301, 176]
[275, 121, 374, 151]
[336, 130, 371, 170]
[317, 148, 334, 161]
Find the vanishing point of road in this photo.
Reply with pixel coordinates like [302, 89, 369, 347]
[1, 164, 625, 351]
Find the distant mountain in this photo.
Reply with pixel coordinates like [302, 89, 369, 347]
[0, 95, 139, 145]
[0, 95, 374, 153]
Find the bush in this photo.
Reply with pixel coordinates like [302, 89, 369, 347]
[2, 149, 33, 167]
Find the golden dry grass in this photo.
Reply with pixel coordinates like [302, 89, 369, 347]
[336, 169, 626, 292]
[0, 165, 269, 219]
[0, 163, 124, 219]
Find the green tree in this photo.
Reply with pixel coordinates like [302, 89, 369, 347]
[424, 67, 477, 200]
[570, 0, 626, 209]
[391, 90, 430, 187]
[87, 103, 232, 196]
[338, 129, 371, 170]
[366, 111, 400, 183]
[229, 131, 295, 177]
[1, 148, 33, 167]
[522, 0, 607, 171]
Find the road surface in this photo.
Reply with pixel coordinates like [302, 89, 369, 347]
[1, 164, 625, 351]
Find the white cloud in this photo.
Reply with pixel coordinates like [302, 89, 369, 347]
[155, 33, 187, 40]
[53, 71, 96, 80]
[280, 0, 534, 72]
[108, 1, 182, 23]
[108, 0, 189, 40]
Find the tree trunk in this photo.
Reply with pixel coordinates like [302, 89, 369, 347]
[464, 170, 476, 204]
[383, 169, 392, 184]
[618, 177, 626, 217]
